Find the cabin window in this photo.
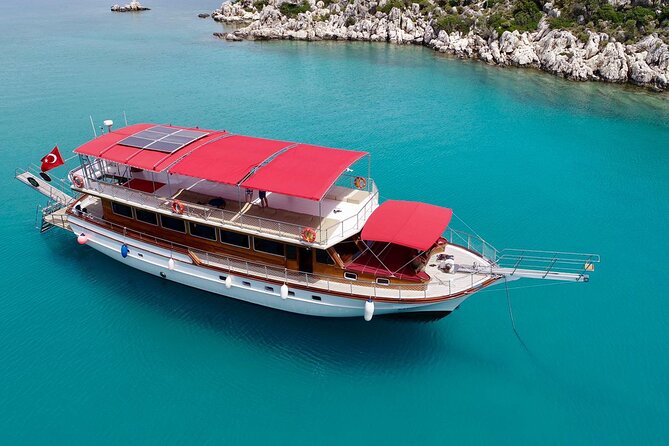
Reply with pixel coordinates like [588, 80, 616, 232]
[288, 291, 295, 297]
[242, 281, 251, 287]
[311, 295, 322, 301]
[315, 249, 335, 265]
[111, 202, 133, 218]
[265, 286, 274, 292]
[376, 277, 390, 286]
[220, 229, 250, 248]
[160, 215, 186, 233]
[344, 272, 357, 281]
[189, 222, 217, 241]
[253, 237, 285, 257]
[135, 208, 158, 225]
[285, 245, 297, 260]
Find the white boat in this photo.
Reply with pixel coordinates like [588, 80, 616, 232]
[16, 122, 599, 321]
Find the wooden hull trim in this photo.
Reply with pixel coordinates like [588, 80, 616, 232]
[68, 210, 500, 305]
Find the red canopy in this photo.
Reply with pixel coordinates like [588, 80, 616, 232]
[361, 200, 453, 251]
[168, 135, 293, 185]
[73, 124, 227, 172]
[240, 144, 367, 201]
[74, 124, 367, 200]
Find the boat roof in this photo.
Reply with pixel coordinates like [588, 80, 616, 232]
[240, 144, 366, 201]
[74, 123, 367, 201]
[361, 200, 453, 251]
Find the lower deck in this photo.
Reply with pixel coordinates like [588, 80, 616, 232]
[68, 195, 497, 300]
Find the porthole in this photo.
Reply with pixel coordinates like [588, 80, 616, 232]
[288, 291, 295, 297]
[376, 277, 390, 285]
[311, 295, 322, 301]
[242, 281, 251, 287]
[265, 286, 274, 292]
[344, 272, 357, 281]
[219, 275, 227, 281]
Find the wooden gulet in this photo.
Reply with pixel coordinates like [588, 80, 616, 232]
[16, 121, 600, 321]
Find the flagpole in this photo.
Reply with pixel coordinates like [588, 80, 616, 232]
[89, 116, 97, 138]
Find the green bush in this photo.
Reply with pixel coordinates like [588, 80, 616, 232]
[253, 0, 268, 9]
[510, 0, 542, 31]
[434, 14, 473, 34]
[548, 16, 576, 28]
[595, 4, 623, 24]
[628, 6, 655, 28]
[379, 0, 406, 14]
[279, 0, 311, 17]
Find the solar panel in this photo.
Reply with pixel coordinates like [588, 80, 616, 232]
[118, 126, 209, 153]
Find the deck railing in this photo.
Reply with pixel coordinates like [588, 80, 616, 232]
[75, 168, 378, 246]
[496, 249, 600, 276]
[444, 227, 499, 263]
[61, 205, 488, 300]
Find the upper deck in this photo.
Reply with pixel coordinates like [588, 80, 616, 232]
[71, 123, 378, 247]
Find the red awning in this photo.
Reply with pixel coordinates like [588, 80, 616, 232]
[240, 144, 367, 201]
[361, 200, 453, 251]
[74, 124, 367, 199]
[73, 124, 227, 172]
[168, 135, 293, 185]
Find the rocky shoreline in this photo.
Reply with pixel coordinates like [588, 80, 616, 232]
[210, 0, 669, 91]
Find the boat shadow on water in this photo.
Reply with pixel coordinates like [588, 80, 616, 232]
[44, 231, 491, 371]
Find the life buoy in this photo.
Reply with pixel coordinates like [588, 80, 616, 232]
[301, 227, 317, 243]
[354, 176, 367, 189]
[72, 175, 85, 188]
[171, 199, 185, 214]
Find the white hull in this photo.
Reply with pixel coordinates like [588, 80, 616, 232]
[68, 217, 470, 319]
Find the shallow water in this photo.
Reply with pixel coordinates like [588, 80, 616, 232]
[1, 0, 668, 443]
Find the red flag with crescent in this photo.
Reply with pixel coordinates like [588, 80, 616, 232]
[40, 146, 64, 172]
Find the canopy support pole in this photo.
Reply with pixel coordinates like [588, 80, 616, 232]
[360, 241, 395, 277]
[166, 172, 173, 198]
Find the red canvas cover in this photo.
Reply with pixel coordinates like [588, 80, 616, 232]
[73, 124, 227, 172]
[240, 144, 367, 201]
[361, 200, 453, 251]
[168, 135, 293, 185]
[346, 243, 430, 282]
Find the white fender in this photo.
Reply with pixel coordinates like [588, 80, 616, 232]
[364, 300, 375, 321]
[167, 258, 175, 271]
[280, 284, 289, 300]
[77, 234, 88, 245]
[225, 275, 232, 289]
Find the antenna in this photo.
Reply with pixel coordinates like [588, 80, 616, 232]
[89, 116, 98, 138]
[104, 119, 114, 133]
[123, 111, 128, 126]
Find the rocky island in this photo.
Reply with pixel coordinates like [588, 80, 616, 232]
[111, 1, 150, 12]
[211, 0, 669, 90]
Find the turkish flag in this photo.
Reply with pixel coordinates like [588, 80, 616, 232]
[40, 146, 64, 172]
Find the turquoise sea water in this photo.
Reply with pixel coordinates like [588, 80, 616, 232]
[1, 0, 668, 443]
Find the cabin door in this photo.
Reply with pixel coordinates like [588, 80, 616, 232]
[298, 247, 313, 274]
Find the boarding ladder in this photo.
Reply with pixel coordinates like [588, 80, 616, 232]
[16, 164, 76, 233]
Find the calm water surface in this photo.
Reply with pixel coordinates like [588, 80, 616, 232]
[1, 0, 668, 444]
